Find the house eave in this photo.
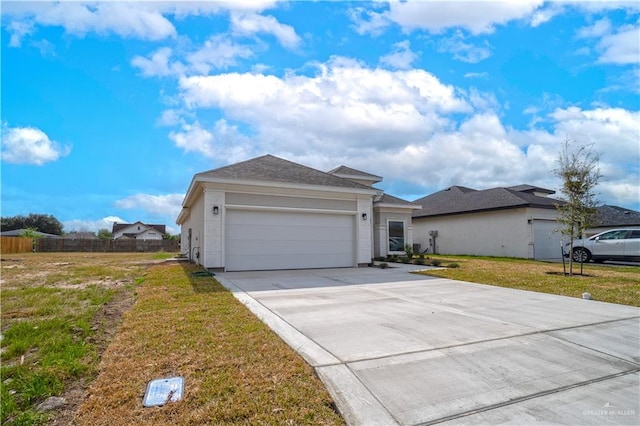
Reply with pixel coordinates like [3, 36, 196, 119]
[195, 176, 379, 196]
[375, 203, 422, 210]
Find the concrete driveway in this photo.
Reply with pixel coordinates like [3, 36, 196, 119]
[216, 265, 640, 425]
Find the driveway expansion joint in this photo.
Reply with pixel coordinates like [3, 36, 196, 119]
[414, 368, 640, 426]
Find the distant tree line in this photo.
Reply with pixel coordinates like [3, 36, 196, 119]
[1, 213, 64, 235]
[1, 213, 179, 240]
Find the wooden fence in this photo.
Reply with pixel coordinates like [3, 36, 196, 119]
[36, 239, 179, 253]
[1, 237, 34, 254]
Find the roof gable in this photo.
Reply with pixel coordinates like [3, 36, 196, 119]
[327, 165, 382, 185]
[196, 155, 372, 190]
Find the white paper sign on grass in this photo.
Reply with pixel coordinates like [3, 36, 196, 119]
[143, 377, 184, 407]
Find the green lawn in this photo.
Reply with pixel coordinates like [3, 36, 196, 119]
[414, 255, 640, 307]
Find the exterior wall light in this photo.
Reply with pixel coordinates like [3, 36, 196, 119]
[213, 206, 219, 215]
[361, 213, 367, 221]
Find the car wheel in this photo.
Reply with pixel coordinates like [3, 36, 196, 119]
[572, 247, 591, 263]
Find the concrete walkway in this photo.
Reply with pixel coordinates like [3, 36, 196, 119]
[216, 265, 640, 425]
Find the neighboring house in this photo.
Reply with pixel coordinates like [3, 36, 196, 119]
[0, 229, 61, 238]
[112, 222, 166, 240]
[176, 155, 417, 271]
[584, 205, 640, 237]
[412, 185, 565, 260]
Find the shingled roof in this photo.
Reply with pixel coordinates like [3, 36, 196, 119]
[592, 205, 640, 227]
[413, 185, 562, 218]
[375, 193, 419, 207]
[196, 155, 373, 190]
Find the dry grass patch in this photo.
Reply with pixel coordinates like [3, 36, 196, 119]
[417, 256, 640, 306]
[74, 262, 343, 425]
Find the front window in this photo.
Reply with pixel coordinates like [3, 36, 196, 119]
[388, 221, 405, 252]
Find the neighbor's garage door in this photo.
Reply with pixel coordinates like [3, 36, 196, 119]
[225, 210, 355, 271]
[532, 220, 564, 260]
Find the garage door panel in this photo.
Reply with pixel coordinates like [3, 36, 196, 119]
[226, 240, 353, 256]
[225, 210, 355, 271]
[227, 223, 352, 242]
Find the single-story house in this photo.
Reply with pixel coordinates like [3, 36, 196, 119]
[584, 205, 640, 237]
[112, 222, 166, 240]
[176, 155, 417, 271]
[0, 229, 61, 238]
[411, 185, 566, 260]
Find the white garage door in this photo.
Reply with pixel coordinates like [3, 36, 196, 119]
[225, 210, 355, 271]
[533, 220, 564, 260]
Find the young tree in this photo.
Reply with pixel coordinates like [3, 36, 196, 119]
[97, 228, 113, 240]
[553, 138, 601, 275]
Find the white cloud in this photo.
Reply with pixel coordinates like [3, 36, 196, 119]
[168, 122, 216, 157]
[169, 58, 637, 210]
[597, 25, 640, 65]
[380, 40, 418, 69]
[1, 125, 71, 165]
[2, 1, 281, 45]
[530, 3, 563, 27]
[168, 120, 256, 163]
[132, 37, 254, 77]
[177, 57, 470, 156]
[348, 6, 390, 36]
[438, 31, 492, 63]
[63, 216, 126, 233]
[6, 20, 34, 47]
[3, 2, 176, 44]
[577, 19, 640, 65]
[131, 47, 186, 77]
[387, 0, 545, 35]
[187, 35, 255, 74]
[115, 193, 184, 218]
[230, 12, 301, 49]
[577, 17, 612, 39]
[464, 72, 489, 79]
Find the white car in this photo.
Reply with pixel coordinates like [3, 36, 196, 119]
[566, 228, 640, 263]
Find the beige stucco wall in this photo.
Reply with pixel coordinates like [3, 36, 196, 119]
[179, 189, 206, 264]
[413, 208, 530, 258]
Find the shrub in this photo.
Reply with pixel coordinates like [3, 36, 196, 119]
[447, 262, 460, 268]
[430, 259, 442, 267]
[418, 254, 425, 260]
[379, 262, 388, 269]
[415, 258, 425, 265]
[400, 256, 411, 264]
[404, 244, 414, 259]
[389, 254, 399, 262]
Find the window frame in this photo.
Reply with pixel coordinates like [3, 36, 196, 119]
[387, 219, 406, 253]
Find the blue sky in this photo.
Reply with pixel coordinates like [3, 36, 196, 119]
[2, 1, 639, 234]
